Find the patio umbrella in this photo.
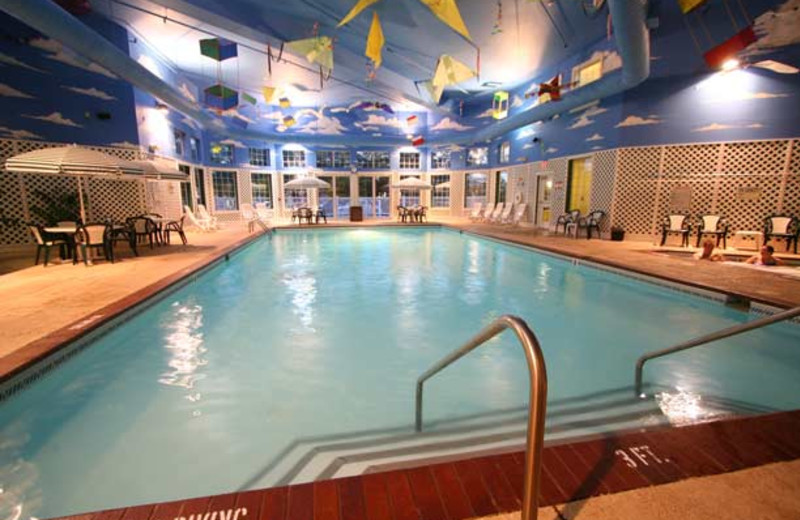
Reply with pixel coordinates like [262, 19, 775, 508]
[390, 177, 432, 190]
[4, 145, 144, 223]
[124, 157, 187, 180]
[435, 180, 451, 189]
[284, 176, 331, 189]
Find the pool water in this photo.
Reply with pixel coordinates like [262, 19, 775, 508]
[1, 228, 799, 518]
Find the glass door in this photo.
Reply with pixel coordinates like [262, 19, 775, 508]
[376, 176, 390, 218]
[567, 157, 593, 215]
[357, 176, 392, 219]
[495, 170, 508, 204]
[193, 168, 206, 210]
[359, 177, 375, 218]
[535, 175, 553, 228]
[335, 176, 351, 219]
[318, 175, 334, 217]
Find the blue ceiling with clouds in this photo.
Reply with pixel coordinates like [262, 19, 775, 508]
[0, 0, 798, 167]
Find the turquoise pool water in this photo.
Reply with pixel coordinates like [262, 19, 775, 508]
[1, 228, 799, 518]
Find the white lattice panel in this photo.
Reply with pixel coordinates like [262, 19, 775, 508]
[716, 173, 784, 232]
[612, 147, 661, 234]
[662, 144, 720, 178]
[790, 141, 800, 175]
[590, 150, 617, 231]
[88, 178, 146, 222]
[721, 141, 788, 174]
[548, 157, 569, 218]
[145, 181, 182, 220]
[0, 171, 28, 245]
[784, 173, 800, 217]
[239, 171, 253, 205]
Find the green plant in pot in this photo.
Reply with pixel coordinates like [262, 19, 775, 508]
[28, 189, 81, 226]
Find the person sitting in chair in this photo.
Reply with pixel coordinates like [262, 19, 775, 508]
[745, 245, 784, 266]
[694, 239, 725, 262]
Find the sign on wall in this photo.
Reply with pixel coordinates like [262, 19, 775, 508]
[669, 185, 692, 211]
[737, 186, 762, 202]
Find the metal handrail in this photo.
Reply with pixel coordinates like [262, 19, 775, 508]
[415, 315, 547, 520]
[635, 306, 800, 396]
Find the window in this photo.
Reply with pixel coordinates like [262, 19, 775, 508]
[467, 147, 488, 167]
[283, 174, 308, 208]
[573, 60, 602, 88]
[464, 172, 487, 208]
[173, 130, 185, 157]
[399, 174, 420, 207]
[249, 148, 270, 167]
[431, 174, 450, 208]
[316, 150, 350, 169]
[499, 142, 510, 164]
[189, 137, 201, 163]
[431, 150, 451, 169]
[194, 168, 206, 208]
[251, 172, 273, 208]
[282, 149, 306, 168]
[495, 171, 508, 204]
[212, 170, 238, 210]
[180, 181, 192, 210]
[210, 143, 234, 165]
[399, 152, 421, 170]
[356, 151, 390, 170]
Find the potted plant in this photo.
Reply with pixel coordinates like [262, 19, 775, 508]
[610, 225, 625, 241]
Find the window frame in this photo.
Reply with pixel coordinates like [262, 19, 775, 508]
[316, 150, 351, 169]
[431, 150, 451, 169]
[431, 173, 450, 208]
[248, 147, 271, 167]
[499, 141, 511, 164]
[399, 151, 421, 170]
[251, 172, 273, 208]
[211, 170, 239, 211]
[210, 143, 234, 165]
[356, 151, 391, 170]
[282, 149, 307, 168]
[466, 147, 489, 167]
[464, 172, 488, 208]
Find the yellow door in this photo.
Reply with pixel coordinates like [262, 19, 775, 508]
[568, 157, 592, 215]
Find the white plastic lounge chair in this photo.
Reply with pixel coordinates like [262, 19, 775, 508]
[253, 203, 273, 232]
[240, 203, 259, 233]
[480, 202, 496, 222]
[496, 203, 514, 224]
[197, 204, 219, 230]
[184, 205, 213, 232]
[488, 203, 505, 223]
[468, 202, 483, 222]
[509, 203, 527, 226]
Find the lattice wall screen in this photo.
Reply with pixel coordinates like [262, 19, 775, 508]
[590, 150, 617, 231]
[88, 178, 146, 222]
[548, 157, 569, 219]
[0, 171, 28, 245]
[612, 146, 661, 235]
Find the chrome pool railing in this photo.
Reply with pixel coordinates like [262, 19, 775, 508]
[635, 305, 800, 397]
[415, 315, 547, 520]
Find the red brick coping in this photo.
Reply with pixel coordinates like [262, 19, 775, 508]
[50, 410, 800, 520]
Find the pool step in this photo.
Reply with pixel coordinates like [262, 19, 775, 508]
[248, 389, 675, 489]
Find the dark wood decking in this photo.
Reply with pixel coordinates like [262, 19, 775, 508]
[52, 410, 800, 520]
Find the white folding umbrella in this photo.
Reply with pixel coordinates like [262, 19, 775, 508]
[5, 145, 144, 223]
[390, 177, 433, 190]
[284, 176, 332, 189]
[124, 157, 187, 180]
[435, 180, 451, 189]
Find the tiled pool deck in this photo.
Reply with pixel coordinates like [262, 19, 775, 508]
[1, 219, 799, 519]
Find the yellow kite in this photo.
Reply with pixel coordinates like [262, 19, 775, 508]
[432, 54, 476, 89]
[338, 0, 381, 26]
[418, 0, 471, 40]
[286, 36, 334, 74]
[365, 11, 385, 68]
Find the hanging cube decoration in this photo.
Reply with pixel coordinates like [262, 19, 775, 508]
[283, 115, 296, 128]
[279, 97, 291, 108]
[242, 92, 257, 105]
[203, 84, 239, 111]
[199, 38, 238, 61]
[492, 91, 509, 120]
[412, 136, 425, 146]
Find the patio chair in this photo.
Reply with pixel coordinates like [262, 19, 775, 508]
[488, 203, 505, 223]
[106, 220, 138, 259]
[661, 214, 691, 247]
[315, 206, 328, 224]
[396, 205, 410, 223]
[241, 203, 259, 233]
[29, 224, 68, 266]
[555, 209, 581, 235]
[480, 202, 496, 222]
[76, 223, 111, 265]
[184, 205, 213, 232]
[165, 216, 188, 245]
[128, 216, 157, 249]
[577, 210, 606, 239]
[468, 202, 484, 221]
[763, 214, 798, 253]
[510, 203, 527, 226]
[297, 207, 314, 225]
[416, 206, 428, 223]
[197, 204, 219, 229]
[495, 203, 514, 224]
[254, 202, 273, 221]
[695, 215, 729, 249]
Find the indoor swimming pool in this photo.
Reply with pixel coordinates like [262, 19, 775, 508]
[1, 227, 799, 518]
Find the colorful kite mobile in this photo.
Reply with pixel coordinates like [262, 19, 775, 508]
[199, 38, 239, 113]
[357, 101, 394, 113]
[338, 0, 471, 40]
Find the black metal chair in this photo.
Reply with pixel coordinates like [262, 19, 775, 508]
[106, 220, 138, 259]
[315, 206, 327, 224]
[577, 210, 606, 239]
[76, 223, 111, 265]
[297, 207, 314, 225]
[165, 216, 188, 245]
[396, 206, 410, 223]
[555, 209, 581, 235]
[764, 214, 798, 253]
[416, 206, 428, 223]
[696, 215, 729, 249]
[28, 224, 68, 266]
[128, 216, 157, 249]
[661, 214, 691, 247]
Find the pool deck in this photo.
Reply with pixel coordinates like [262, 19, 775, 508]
[1, 218, 799, 520]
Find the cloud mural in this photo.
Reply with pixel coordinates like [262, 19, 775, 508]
[616, 115, 661, 127]
[220, 138, 247, 148]
[23, 112, 82, 127]
[430, 117, 472, 132]
[545, 147, 559, 154]
[0, 126, 43, 140]
[475, 107, 495, 119]
[0, 84, 34, 99]
[62, 86, 117, 100]
[355, 114, 405, 130]
[0, 52, 47, 73]
[294, 108, 348, 135]
[29, 38, 116, 79]
[586, 133, 604, 141]
[749, 0, 800, 51]
[568, 116, 594, 130]
[179, 84, 197, 103]
[692, 123, 764, 132]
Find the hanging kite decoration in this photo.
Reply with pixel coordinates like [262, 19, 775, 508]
[492, 91, 509, 119]
[279, 96, 291, 108]
[357, 101, 394, 113]
[338, 0, 471, 40]
[492, 0, 503, 35]
[263, 86, 279, 104]
[365, 11, 385, 79]
[199, 38, 239, 112]
[286, 25, 334, 89]
[411, 135, 425, 147]
[676, 0, 707, 14]
[406, 114, 418, 126]
[524, 75, 575, 103]
[426, 54, 477, 104]
[283, 115, 297, 128]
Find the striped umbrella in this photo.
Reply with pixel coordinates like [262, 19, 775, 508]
[124, 157, 187, 180]
[5, 145, 144, 222]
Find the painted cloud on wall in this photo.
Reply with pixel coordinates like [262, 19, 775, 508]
[586, 133, 604, 141]
[616, 115, 661, 127]
[179, 84, 197, 103]
[0, 52, 48, 73]
[475, 107, 495, 119]
[355, 114, 405, 130]
[220, 138, 247, 148]
[0, 126, 43, 140]
[692, 123, 764, 132]
[294, 107, 348, 135]
[568, 115, 594, 130]
[62, 86, 117, 100]
[23, 112, 82, 127]
[749, 0, 800, 51]
[430, 117, 472, 132]
[0, 83, 35, 99]
[29, 38, 117, 79]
